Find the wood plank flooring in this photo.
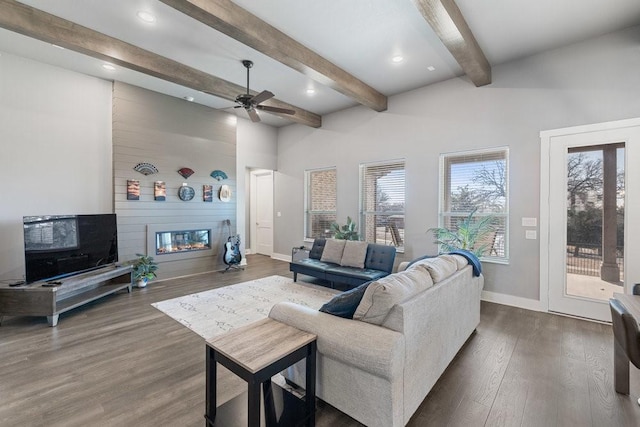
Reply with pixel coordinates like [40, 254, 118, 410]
[1, 255, 639, 426]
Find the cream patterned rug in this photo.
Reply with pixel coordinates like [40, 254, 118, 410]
[151, 275, 339, 341]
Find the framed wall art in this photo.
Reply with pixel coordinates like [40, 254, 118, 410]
[154, 181, 166, 201]
[203, 184, 213, 202]
[127, 180, 140, 200]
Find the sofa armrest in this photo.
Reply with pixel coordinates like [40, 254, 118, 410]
[269, 302, 405, 380]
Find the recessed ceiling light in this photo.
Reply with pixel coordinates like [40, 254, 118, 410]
[427, 66, 436, 71]
[136, 11, 156, 24]
[184, 96, 194, 102]
[102, 63, 116, 71]
[392, 55, 404, 63]
[306, 88, 316, 95]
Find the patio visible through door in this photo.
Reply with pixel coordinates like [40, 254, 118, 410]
[541, 119, 640, 322]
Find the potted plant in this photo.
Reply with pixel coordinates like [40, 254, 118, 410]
[330, 216, 360, 240]
[132, 253, 158, 288]
[427, 209, 496, 257]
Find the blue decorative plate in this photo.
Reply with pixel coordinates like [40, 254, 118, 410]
[178, 185, 195, 201]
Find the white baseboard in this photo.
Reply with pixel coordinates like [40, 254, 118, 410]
[481, 290, 544, 312]
[271, 252, 291, 262]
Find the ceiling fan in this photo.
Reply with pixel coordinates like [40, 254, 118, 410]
[233, 60, 295, 122]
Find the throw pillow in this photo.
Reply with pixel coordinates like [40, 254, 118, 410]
[319, 282, 371, 318]
[440, 254, 468, 270]
[353, 268, 432, 325]
[340, 240, 369, 268]
[320, 239, 346, 264]
[411, 256, 458, 283]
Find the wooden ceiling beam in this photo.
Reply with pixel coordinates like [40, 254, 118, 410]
[412, 0, 491, 86]
[0, 0, 321, 128]
[159, 0, 388, 112]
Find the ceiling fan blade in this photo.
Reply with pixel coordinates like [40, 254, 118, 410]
[251, 90, 275, 105]
[257, 105, 296, 115]
[246, 108, 261, 123]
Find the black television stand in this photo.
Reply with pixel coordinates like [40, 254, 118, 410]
[0, 264, 133, 327]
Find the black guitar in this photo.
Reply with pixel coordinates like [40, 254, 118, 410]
[223, 220, 242, 267]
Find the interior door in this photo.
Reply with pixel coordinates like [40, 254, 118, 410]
[544, 121, 640, 321]
[254, 171, 273, 256]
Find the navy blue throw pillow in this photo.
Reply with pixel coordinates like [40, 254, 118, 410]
[319, 282, 371, 319]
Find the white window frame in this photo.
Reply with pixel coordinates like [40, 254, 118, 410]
[439, 147, 509, 263]
[359, 159, 406, 253]
[304, 167, 337, 241]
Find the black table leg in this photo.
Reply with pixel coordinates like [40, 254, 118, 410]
[306, 341, 316, 427]
[248, 378, 261, 427]
[205, 346, 217, 426]
[263, 379, 277, 427]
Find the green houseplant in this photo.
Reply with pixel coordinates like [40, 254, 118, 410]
[330, 216, 360, 240]
[132, 253, 158, 288]
[427, 209, 496, 257]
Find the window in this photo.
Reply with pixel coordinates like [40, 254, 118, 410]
[359, 159, 405, 252]
[304, 167, 337, 240]
[440, 148, 509, 262]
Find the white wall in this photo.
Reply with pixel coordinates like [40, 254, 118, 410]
[0, 53, 112, 281]
[236, 118, 278, 256]
[275, 26, 640, 303]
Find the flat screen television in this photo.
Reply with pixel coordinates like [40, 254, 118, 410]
[23, 214, 118, 283]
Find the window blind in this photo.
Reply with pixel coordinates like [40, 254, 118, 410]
[440, 148, 509, 261]
[359, 159, 406, 251]
[304, 167, 337, 239]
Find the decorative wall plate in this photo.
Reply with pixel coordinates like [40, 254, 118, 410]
[178, 185, 195, 201]
[134, 162, 159, 176]
[210, 170, 228, 181]
[177, 167, 195, 179]
[219, 184, 232, 202]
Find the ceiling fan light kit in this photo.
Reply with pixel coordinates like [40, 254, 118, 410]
[234, 60, 296, 123]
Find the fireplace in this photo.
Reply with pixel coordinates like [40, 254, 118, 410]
[156, 229, 211, 255]
[147, 223, 217, 262]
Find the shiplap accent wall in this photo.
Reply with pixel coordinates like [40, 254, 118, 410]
[113, 83, 237, 280]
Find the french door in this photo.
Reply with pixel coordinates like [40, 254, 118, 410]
[541, 119, 640, 321]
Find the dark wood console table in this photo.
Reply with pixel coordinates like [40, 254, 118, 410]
[0, 265, 133, 326]
[205, 318, 317, 427]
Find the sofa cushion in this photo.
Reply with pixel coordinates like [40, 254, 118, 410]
[320, 281, 371, 318]
[440, 254, 468, 270]
[353, 268, 431, 325]
[448, 249, 483, 276]
[293, 258, 337, 271]
[321, 239, 347, 264]
[309, 238, 327, 260]
[410, 256, 458, 283]
[340, 240, 369, 268]
[363, 244, 397, 273]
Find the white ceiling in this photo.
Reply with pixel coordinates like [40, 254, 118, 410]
[2, 0, 640, 127]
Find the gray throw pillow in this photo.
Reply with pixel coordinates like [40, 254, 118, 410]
[340, 240, 368, 268]
[353, 268, 432, 325]
[320, 239, 346, 264]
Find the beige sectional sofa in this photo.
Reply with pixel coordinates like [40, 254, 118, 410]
[269, 254, 484, 427]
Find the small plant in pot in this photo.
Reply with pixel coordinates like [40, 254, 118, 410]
[329, 216, 360, 240]
[132, 253, 158, 288]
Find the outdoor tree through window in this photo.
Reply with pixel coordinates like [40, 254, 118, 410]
[440, 148, 509, 261]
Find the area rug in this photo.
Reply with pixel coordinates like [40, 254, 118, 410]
[151, 275, 339, 341]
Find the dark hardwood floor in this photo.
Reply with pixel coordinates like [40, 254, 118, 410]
[1, 255, 638, 426]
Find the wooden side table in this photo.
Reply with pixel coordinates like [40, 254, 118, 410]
[205, 318, 317, 427]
